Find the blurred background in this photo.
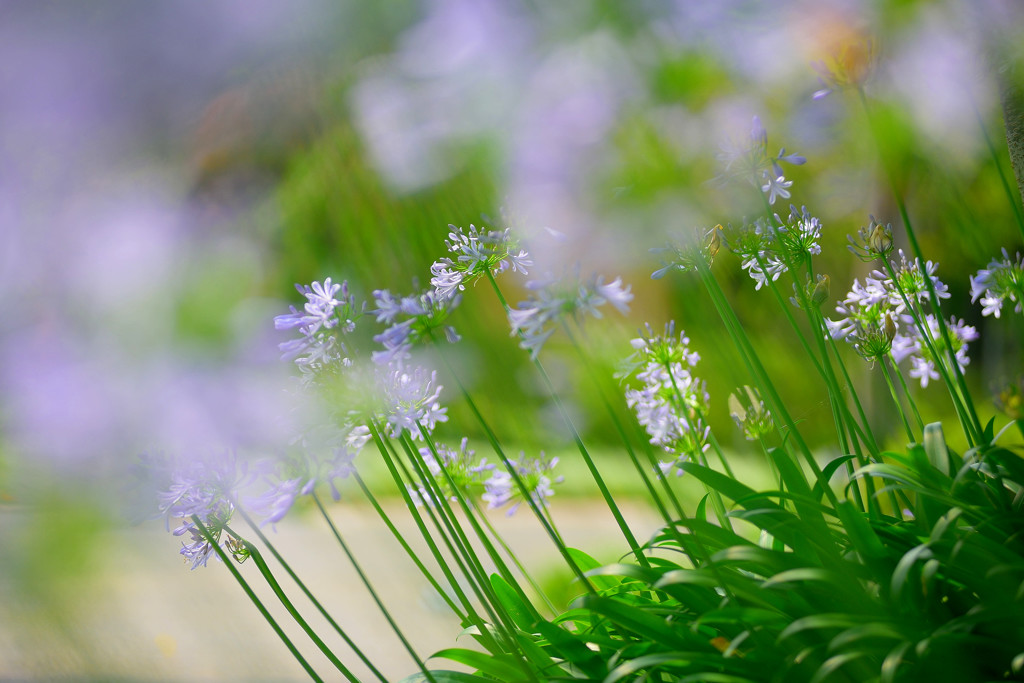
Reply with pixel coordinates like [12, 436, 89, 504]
[2, 0, 1023, 680]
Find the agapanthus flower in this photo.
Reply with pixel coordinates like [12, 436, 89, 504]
[848, 215, 894, 262]
[828, 267, 977, 388]
[728, 206, 824, 290]
[155, 450, 255, 570]
[380, 361, 448, 440]
[716, 116, 806, 203]
[371, 288, 461, 365]
[430, 224, 532, 301]
[869, 249, 949, 314]
[275, 278, 363, 380]
[622, 322, 710, 477]
[482, 452, 562, 516]
[508, 270, 632, 360]
[729, 385, 774, 441]
[407, 437, 495, 507]
[891, 315, 977, 388]
[970, 248, 1024, 318]
[651, 226, 722, 279]
[825, 278, 899, 362]
[247, 428, 364, 527]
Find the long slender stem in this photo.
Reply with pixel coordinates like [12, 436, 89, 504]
[236, 509, 385, 683]
[189, 516, 323, 683]
[485, 272, 649, 567]
[352, 472, 468, 620]
[311, 493, 437, 683]
[428, 331, 597, 595]
[879, 360, 916, 443]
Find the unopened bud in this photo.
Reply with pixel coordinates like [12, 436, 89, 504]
[867, 217, 893, 256]
[883, 312, 897, 343]
[810, 274, 830, 306]
[705, 225, 723, 259]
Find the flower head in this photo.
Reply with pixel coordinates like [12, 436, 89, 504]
[430, 224, 532, 301]
[482, 452, 562, 516]
[847, 215, 894, 262]
[371, 288, 461, 365]
[971, 249, 1024, 318]
[380, 361, 448, 440]
[728, 206, 824, 290]
[508, 270, 632, 360]
[622, 322, 710, 477]
[154, 450, 255, 569]
[729, 386, 774, 441]
[275, 278, 363, 382]
[408, 438, 495, 507]
[651, 226, 722, 279]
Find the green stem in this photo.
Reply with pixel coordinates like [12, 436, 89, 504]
[236, 509, 385, 683]
[880, 359, 916, 443]
[485, 271, 649, 568]
[189, 516, 323, 682]
[352, 472, 468, 621]
[428, 328, 597, 595]
[311, 493, 437, 683]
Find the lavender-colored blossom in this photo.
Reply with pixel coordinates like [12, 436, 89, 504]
[275, 278, 362, 380]
[154, 449, 255, 570]
[380, 361, 448, 440]
[970, 249, 1024, 318]
[371, 288, 461, 365]
[429, 224, 532, 302]
[869, 249, 949, 314]
[482, 452, 562, 516]
[621, 322, 710, 477]
[508, 271, 633, 359]
[728, 206, 823, 291]
[408, 437, 495, 507]
[891, 315, 977, 388]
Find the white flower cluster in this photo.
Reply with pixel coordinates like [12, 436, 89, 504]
[729, 206, 824, 290]
[622, 322, 710, 477]
[827, 251, 977, 387]
[971, 248, 1024, 318]
[509, 273, 633, 359]
[430, 224, 532, 301]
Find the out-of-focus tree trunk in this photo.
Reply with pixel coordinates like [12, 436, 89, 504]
[987, 2, 1024, 204]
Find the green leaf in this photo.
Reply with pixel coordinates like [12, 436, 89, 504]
[923, 422, 951, 476]
[778, 614, 873, 642]
[810, 650, 872, 683]
[568, 548, 621, 592]
[398, 671, 491, 683]
[880, 642, 913, 683]
[534, 620, 606, 678]
[604, 652, 722, 683]
[430, 648, 526, 681]
[680, 463, 780, 511]
[489, 574, 537, 631]
[890, 544, 933, 601]
[581, 595, 689, 648]
[811, 454, 860, 501]
[834, 500, 887, 560]
[695, 493, 710, 523]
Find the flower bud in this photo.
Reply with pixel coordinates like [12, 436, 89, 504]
[867, 218, 893, 256]
[810, 274, 830, 306]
